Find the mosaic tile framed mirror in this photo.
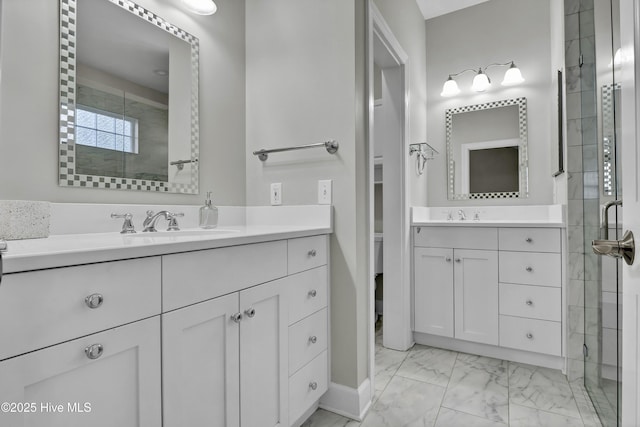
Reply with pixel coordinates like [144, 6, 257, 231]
[59, 0, 199, 193]
[446, 97, 529, 200]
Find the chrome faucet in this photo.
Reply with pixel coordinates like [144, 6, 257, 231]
[458, 209, 466, 221]
[143, 210, 184, 232]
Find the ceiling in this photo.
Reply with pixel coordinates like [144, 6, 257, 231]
[415, 0, 491, 20]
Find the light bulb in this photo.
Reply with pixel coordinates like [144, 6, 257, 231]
[501, 62, 524, 86]
[440, 77, 460, 97]
[182, 0, 217, 15]
[471, 70, 491, 92]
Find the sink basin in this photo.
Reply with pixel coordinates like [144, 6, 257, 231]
[126, 228, 238, 238]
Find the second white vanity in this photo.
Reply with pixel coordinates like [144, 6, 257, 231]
[412, 205, 566, 369]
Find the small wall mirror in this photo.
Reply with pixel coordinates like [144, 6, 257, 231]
[446, 97, 528, 200]
[59, 0, 199, 193]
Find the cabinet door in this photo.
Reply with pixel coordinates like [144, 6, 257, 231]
[414, 247, 454, 337]
[454, 249, 499, 345]
[162, 293, 240, 427]
[0, 317, 161, 427]
[240, 278, 289, 427]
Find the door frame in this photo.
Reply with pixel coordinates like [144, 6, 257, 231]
[366, 0, 413, 394]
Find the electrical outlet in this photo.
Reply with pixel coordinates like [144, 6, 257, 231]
[318, 180, 332, 205]
[270, 183, 282, 205]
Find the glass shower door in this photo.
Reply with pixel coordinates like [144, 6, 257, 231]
[583, 1, 621, 425]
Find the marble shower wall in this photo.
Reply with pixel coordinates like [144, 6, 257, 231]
[565, 0, 600, 382]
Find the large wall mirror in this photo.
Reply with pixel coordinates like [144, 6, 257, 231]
[59, 0, 199, 193]
[446, 97, 528, 200]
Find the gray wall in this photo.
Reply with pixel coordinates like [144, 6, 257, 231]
[0, 0, 246, 205]
[425, 0, 555, 206]
[245, 0, 369, 389]
[245, 0, 427, 390]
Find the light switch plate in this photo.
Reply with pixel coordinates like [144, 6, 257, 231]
[271, 183, 282, 205]
[318, 180, 332, 205]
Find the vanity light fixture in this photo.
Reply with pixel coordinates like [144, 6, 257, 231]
[441, 61, 525, 97]
[182, 0, 217, 15]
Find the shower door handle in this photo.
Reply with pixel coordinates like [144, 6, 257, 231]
[592, 230, 635, 266]
[601, 200, 622, 239]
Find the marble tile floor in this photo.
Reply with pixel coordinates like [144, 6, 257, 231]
[302, 327, 603, 427]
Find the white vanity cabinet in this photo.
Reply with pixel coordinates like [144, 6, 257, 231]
[414, 227, 499, 345]
[413, 225, 564, 367]
[161, 235, 329, 427]
[0, 231, 330, 427]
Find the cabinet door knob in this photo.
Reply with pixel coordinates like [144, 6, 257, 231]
[526, 237, 533, 243]
[526, 299, 533, 306]
[308, 249, 317, 257]
[308, 289, 318, 298]
[309, 381, 318, 391]
[455, 258, 461, 263]
[85, 293, 104, 309]
[309, 335, 318, 344]
[231, 312, 243, 323]
[445, 257, 452, 262]
[84, 344, 104, 360]
[526, 266, 533, 272]
[526, 333, 534, 340]
[244, 307, 256, 318]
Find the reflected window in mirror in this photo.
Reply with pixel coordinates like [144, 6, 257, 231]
[59, 0, 199, 193]
[446, 98, 528, 200]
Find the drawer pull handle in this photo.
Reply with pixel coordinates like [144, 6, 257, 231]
[309, 381, 318, 391]
[85, 293, 104, 309]
[455, 258, 461, 263]
[526, 300, 533, 306]
[526, 333, 534, 340]
[231, 312, 243, 323]
[526, 266, 533, 272]
[244, 307, 256, 318]
[445, 257, 452, 262]
[526, 237, 533, 243]
[308, 249, 317, 257]
[84, 344, 104, 360]
[308, 289, 318, 298]
[309, 336, 318, 344]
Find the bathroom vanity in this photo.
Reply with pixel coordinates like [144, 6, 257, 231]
[412, 206, 566, 369]
[0, 207, 332, 427]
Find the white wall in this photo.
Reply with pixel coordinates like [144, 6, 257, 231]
[426, 0, 555, 206]
[0, 0, 246, 205]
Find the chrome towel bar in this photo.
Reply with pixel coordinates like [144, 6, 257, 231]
[253, 140, 339, 161]
[170, 158, 198, 170]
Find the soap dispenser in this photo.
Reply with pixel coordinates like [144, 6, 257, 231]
[199, 191, 218, 229]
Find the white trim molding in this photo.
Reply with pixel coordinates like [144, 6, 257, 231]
[319, 379, 372, 421]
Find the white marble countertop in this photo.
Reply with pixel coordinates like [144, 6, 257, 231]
[411, 220, 565, 228]
[411, 205, 566, 228]
[3, 225, 331, 274]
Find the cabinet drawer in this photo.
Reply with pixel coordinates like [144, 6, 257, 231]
[499, 283, 561, 321]
[499, 228, 561, 253]
[288, 235, 328, 274]
[499, 315, 561, 356]
[163, 241, 287, 311]
[0, 257, 161, 361]
[499, 252, 561, 287]
[288, 267, 328, 325]
[414, 227, 497, 250]
[289, 351, 328, 424]
[289, 308, 327, 375]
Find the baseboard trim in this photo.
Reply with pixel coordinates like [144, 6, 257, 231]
[319, 378, 372, 421]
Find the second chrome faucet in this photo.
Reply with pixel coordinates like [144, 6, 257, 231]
[143, 210, 184, 232]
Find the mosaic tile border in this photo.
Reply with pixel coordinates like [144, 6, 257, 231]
[446, 97, 528, 200]
[58, 0, 199, 194]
